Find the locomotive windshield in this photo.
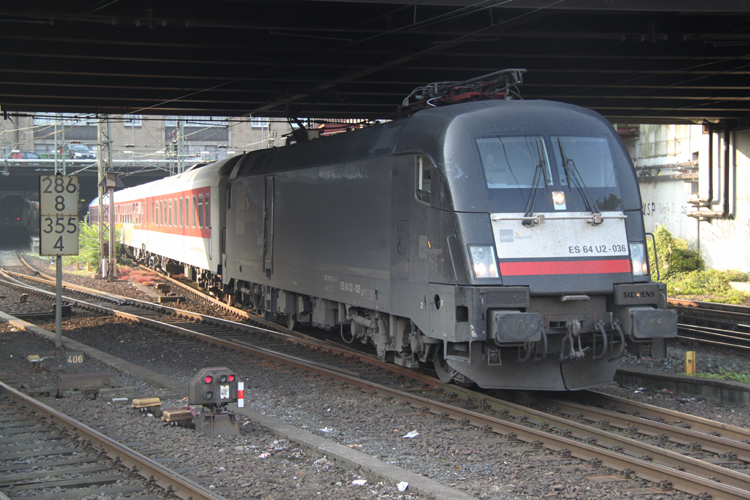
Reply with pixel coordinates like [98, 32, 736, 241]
[477, 134, 622, 213]
[477, 135, 552, 188]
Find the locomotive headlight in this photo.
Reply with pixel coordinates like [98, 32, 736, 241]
[629, 243, 648, 277]
[469, 245, 499, 279]
[471, 247, 486, 261]
[552, 191, 566, 210]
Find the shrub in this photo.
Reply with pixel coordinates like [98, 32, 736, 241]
[63, 220, 123, 270]
[648, 226, 749, 303]
[648, 225, 703, 279]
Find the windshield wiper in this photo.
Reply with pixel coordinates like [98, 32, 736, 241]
[557, 138, 601, 222]
[522, 137, 550, 226]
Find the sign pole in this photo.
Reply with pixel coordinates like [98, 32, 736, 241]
[39, 174, 80, 351]
[55, 255, 62, 348]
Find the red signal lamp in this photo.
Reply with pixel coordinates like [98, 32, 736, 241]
[204, 375, 213, 384]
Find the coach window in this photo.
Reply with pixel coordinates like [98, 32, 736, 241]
[417, 156, 432, 204]
[184, 197, 188, 227]
[173, 198, 178, 227]
[198, 194, 204, 228]
[205, 193, 210, 229]
[192, 195, 196, 227]
[179, 198, 183, 227]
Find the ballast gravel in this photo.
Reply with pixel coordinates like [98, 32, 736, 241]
[2, 261, 750, 500]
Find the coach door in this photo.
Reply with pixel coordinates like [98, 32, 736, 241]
[263, 175, 274, 278]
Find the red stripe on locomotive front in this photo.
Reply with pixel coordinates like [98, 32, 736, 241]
[499, 259, 631, 276]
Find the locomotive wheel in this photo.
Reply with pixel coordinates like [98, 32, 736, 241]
[433, 348, 458, 384]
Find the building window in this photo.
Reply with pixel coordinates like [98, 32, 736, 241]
[165, 115, 227, 127]
[124, 114, 141, 127]
[33, 112, 97, 126]
[251, 117, 269, 128]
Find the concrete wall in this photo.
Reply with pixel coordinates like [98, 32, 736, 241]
[627, 124, 750, 273]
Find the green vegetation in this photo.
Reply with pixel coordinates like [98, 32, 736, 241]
[61, 220, 123, 270]
[685, 368, 750, 384]
[648, 226, 749, 304]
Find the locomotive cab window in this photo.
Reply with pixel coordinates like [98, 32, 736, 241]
[478, 134, 623, 213]
[416, 156, 433, 204]
[551, 136, 617, 189]
[478, 135, 552, 189]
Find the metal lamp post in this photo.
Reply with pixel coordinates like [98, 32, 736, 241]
[98, 168, 123, 281]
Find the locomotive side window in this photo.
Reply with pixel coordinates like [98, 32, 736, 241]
[416, 156, 432, 204]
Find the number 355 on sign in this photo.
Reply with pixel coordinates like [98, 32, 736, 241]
[39, 175, 80, 256]
[40, 215, 79, 255]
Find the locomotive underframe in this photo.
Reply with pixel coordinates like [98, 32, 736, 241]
[166, 261, 672, 389]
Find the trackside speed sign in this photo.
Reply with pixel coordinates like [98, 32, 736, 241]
[39, 175, 80, 256]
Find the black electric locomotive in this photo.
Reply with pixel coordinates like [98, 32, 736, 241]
[217, 98, 676, 390]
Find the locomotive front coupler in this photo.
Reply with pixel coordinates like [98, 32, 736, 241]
[560, 319, 588, 363]
[592, 320, 609, 361]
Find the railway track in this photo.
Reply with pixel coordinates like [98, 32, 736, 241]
[0, 378, 225, 500]
[669, 298, 750, 350]
[6, 256, 750, 498]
